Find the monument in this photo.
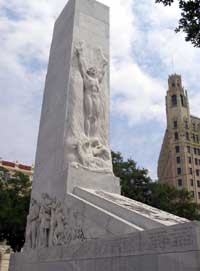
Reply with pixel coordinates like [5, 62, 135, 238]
[10, 0, 200, 270]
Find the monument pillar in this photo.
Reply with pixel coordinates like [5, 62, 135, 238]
[32, 0, 120, 201]
[9, 2, 196, 270]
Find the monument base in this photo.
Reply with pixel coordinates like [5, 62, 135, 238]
[10, 222, 200, 271]
[66, 164, 121, 194]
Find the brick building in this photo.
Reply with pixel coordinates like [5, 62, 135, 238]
[158, 74, 200, 203]
[0, 160, 34, 181]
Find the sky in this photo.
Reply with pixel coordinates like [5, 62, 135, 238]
[0, 0, 200, 179]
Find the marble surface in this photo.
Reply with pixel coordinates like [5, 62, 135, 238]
[32, 0, 114, 202]
[86, 189, 188, 225]
[10, 222, 200, 271]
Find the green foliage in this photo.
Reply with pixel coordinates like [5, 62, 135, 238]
[112, 151, 152, 203]
[112, 151, 200, 221]
[155, 0, 200, 47]
[0, 169, 31, 251]
[148, 182, 200, 220]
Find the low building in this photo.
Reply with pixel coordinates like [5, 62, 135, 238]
[158, 74, 200, 203]
[0, 160, 34, 181]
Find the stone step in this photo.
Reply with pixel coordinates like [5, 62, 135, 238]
[73, 187, 189, 230]
[65, 191, 143, 239]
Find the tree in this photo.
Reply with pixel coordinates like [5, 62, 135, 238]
[148, 182, 200, 220]
[156, 0, 200, 47]
[111, 151, 200, 220]
[112, 151, 153, 203]
[0, 167, 31, 252]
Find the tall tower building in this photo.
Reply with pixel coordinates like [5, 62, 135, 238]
[158, 74, 200, 203]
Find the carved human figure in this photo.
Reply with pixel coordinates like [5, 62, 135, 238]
[91, 138, 111, 161]
[48, 197, 57, 247]
[75, 42, 108, 138]
[77, 138, 93, 168]
[53, 201, 66, 246]
[38, 193, 52, 248]
[24, 194, 86, 250]
[25, 199, 40, 249]
[76, 138, 111, 171]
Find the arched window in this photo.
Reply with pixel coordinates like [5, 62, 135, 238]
[171, 95, 177, 106]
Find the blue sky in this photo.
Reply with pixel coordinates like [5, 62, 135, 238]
[0, 0, 200, 179]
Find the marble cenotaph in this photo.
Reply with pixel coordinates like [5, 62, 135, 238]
[10, 0, 200, 270]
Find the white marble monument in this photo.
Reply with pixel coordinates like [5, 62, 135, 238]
[31, 0, 120, 203]
[9, 0, 200, 270]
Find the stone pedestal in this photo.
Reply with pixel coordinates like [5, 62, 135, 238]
[66, 165, 120, 194]
[10, 222, 200, 271]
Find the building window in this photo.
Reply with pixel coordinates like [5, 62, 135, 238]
[198, 192, 200, 199]
[192, 134, 195, 142]
[195, 158, 198, 165]
[185, 120, 189, 129]
[196, 135, 199, 143]
[187, 146, 190, 153]
[176, 157, 181, 164]
[198, 149, 200, 155]
[197, 180, 200, 187]
[193, 123, 196, 131]
[190, 179, 194, 186]
[174, 121, 177, 129]
[175, 146, 180, 153]
[194, 148, 197, 155]
[188, 157, 192, 164]
[178, 179, 182, 186]
[196, 169, 199, 176]
[171, 95, 177, 106]
[199, 159, 200, 165]
[191, 191, 195, 198]
[177, 168, 181, 175]
[174, 132, 179, 140]
[189, 168, 193, 175]
[180, 95, 184, 106]
[186, 132, 189, 140]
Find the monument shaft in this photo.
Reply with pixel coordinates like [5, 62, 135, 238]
[32, 0, 113, 201]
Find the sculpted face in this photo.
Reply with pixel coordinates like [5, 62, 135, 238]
[42, 193, 52, 205]
[87, 67, 97, 78]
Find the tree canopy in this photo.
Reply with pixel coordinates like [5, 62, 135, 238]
[156, 0, 200, 47]
[0, 167, 31, 252]
[112, 151, 200, 220]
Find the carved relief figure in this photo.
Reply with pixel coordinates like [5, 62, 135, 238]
[48, 197, 57, 247]
[53, 201, 66, 246]
[25, 199, 40, 249]
[75, 42, 108, 138]
[76, 137, 111, 171]
[24, 194, 85, 250]
[38, 193, 52, 248]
